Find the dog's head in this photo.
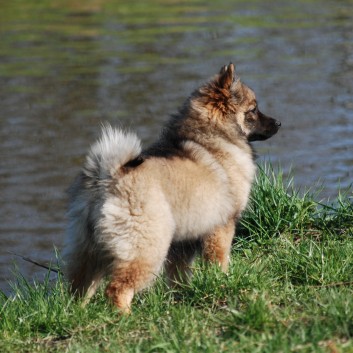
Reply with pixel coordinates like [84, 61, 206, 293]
[192, 63, 281, 142]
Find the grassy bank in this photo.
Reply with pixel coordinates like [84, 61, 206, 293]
[1, 166, 353, 353]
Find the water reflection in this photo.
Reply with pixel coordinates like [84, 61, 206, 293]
[0, 0, 352, 292]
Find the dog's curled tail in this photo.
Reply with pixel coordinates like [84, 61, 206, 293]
[84, 124, 142, 181]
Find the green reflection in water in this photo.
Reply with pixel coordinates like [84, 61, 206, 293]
[0, 0, 351, 84]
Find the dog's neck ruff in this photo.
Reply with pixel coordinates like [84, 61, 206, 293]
[182, 138, 256, 184]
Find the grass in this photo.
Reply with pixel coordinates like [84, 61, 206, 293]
[1, 165, 353, 353]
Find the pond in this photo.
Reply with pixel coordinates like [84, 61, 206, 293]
[0, 0, 352, 292]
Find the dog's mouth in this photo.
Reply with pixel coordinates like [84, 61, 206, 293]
[248, 119, 281, 142]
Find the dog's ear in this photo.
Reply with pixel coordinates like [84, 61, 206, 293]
[219, 63, 235, 89]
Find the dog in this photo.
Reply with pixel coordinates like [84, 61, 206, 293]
[63, 63, 280, 313]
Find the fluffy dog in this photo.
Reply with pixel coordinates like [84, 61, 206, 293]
[63, 63, 280, 312]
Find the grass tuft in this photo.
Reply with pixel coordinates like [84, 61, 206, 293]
[239, 164, 318, 241]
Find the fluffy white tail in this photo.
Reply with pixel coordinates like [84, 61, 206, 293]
[84, 124, 142, 180]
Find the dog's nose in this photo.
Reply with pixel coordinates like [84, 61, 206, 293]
[275, 120, 281, 127]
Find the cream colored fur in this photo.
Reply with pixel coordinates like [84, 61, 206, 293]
[63, 63, 280, 313]
[63, 125, 254, 303]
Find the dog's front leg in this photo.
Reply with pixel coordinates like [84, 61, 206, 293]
[201, 219, 235, 272]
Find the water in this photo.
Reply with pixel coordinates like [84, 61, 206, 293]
[1, 0, 352, 293]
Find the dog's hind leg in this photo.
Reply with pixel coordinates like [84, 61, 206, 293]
[81, 271, 105, 306]
[105, 230, 173, 313]
[105, 255, 168, 314]
[65, 248, 104, 303]
[102, 188, 175, 313]
[201, 219, 235, 272]
[165, 240, 200, 286]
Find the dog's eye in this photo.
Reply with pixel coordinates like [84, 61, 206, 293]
[245, 115, 256, 124]
[247, 106, 257, 114]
